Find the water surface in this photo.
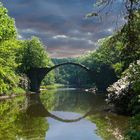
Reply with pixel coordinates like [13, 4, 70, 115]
[0, 88, 128, 140]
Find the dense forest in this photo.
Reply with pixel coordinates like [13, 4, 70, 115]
[0, 0, 140, 139]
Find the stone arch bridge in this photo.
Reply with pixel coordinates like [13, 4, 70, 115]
[27, 62, 94, 93]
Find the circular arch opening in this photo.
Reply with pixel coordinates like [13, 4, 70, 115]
[41, 62, 91, 88]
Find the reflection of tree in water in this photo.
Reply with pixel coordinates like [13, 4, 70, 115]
[0, 96, 48, 140]
[0, 90, 128, 140]
[88, 111, 128, 140]
[16, 113, 49, 140]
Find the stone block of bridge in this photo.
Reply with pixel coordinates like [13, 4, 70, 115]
[27, 67, 50, 93]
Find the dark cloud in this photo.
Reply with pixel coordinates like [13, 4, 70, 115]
[1, 0, 125, 58]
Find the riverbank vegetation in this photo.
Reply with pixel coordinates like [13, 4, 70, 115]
[0, 1, 140, 139]
[40, 84, 65, 90]
[0, 3, 55, 95]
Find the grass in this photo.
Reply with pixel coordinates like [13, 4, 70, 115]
[12, 87, 26, 94]
[40, 83, 65, 90]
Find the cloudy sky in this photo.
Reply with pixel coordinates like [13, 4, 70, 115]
[1, 0, 125, 58]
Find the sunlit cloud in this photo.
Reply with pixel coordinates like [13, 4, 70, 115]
[53, 35, 68, 39]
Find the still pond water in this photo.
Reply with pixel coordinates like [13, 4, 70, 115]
[0, 88, 128, 140]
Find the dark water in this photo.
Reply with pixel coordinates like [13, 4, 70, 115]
[0, 88, 128, 140]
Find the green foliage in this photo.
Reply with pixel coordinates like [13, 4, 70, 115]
[12, 87, 25, 94]
[52, 58, 88, 85]
[127, 61, 140, 93]
[41, 84, 64, 90]
[79, 53, 118, 90]
[0, 3, 17, 42]
[42, 71, 56, 85]
[16, 37, 52, 73]
[53, 53, 117, 91]
[97, 38, 123, 65]
[0, 67, 19, 94]
[126, 61, 140, 114]
[0, 4, 20, 95]
[120, 10, 140, 68]
[125, 114, 140, 140]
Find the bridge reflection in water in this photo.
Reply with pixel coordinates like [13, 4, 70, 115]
[24, 90, 103, 140]
[25, 93, 92, 123]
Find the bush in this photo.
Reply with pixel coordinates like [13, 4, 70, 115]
[125, 114, 140, 140]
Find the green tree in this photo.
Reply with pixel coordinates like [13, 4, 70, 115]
[16, 37, 52, 73]
[0, 40, 21, 94]
[0, 3, 19, 95]
[88, 0, 140, 69]
[0, 3, 17, 42]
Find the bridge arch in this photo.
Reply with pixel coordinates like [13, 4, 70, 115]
[27, 62, 93, 93]
[46, 62, 90, 73]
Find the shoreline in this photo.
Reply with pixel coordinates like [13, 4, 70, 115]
[0, 94, 25, 101]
